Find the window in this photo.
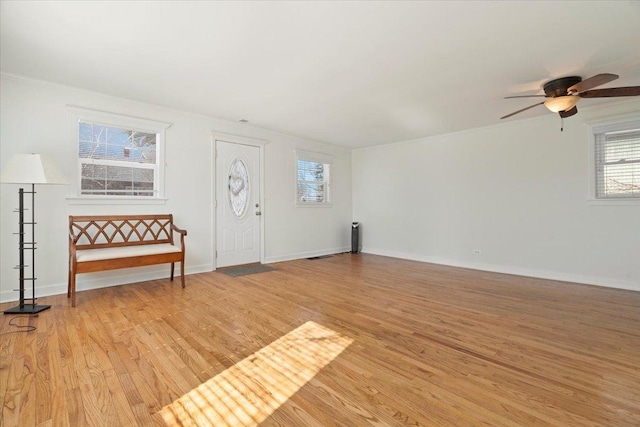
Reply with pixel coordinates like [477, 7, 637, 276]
[593, 119, 640, 200]
[79, 123, 157, 196]
[69, 107, 170, 200]
[296, 151, 331, 205]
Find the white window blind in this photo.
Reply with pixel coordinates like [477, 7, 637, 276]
[594, 126, 640, 199]
[296, 151, 331, 205]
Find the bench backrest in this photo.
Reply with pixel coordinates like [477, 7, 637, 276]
[69, 214, 174, 250]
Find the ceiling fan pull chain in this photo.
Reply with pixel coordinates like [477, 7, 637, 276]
[561, 116, 564, 132]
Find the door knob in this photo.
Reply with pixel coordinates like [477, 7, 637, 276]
[255, 211, 262, 216]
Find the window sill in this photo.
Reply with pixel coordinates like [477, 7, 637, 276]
[295, 202, 333, 208]
[67, 196, 168, 205]
[587, 198, 640, 206]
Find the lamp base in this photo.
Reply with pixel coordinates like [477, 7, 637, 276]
[4, 304, 51, 315]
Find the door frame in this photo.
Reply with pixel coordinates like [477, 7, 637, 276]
[211, 131, 268, 269]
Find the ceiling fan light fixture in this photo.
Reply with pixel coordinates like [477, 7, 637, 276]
[544, 95, 580, 113]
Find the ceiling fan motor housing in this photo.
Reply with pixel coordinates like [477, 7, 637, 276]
[543, 76, 582, 97]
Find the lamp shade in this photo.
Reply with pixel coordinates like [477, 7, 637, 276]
[0, 153, 66, 184]
[544, 96, 580, 113]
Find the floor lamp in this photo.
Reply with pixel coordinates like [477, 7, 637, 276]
[1, 153, 66, 314]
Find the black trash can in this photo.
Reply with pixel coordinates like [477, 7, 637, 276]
[351, 222, 360, 254]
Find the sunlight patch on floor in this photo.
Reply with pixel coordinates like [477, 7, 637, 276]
[159, 321, 353, 426]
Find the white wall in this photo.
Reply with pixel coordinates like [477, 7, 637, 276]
[353, 101, 640, 291]
[0, 74, 352, 302]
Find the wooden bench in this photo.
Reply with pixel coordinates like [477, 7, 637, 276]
[68, 214, 187, 307]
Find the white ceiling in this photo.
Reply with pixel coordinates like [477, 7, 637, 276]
[2, 1, 639, 148]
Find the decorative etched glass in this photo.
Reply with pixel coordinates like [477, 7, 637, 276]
[228, 158, 249, 217]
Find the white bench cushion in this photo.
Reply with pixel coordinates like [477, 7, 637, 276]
[76, 243, 182, 263]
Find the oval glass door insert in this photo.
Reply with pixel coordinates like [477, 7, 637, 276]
[228, 158, 250, 217]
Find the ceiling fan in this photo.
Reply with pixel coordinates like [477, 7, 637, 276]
[500, 73, 640, 121]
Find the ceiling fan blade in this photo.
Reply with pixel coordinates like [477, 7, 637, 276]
[579, 86, 640, 98]
[568, 73, 618, 94]
[500, 101, 545, 119]
[504, 95, 548, 99]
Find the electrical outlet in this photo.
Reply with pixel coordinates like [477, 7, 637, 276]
[473, 249, 481, 255]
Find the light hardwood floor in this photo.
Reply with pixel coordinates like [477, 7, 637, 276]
[1, 254, 639, 426]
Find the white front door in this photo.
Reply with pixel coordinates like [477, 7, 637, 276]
[216, 140, 261, 268]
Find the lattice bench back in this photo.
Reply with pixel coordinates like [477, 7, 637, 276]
[69, 214, 175, 250]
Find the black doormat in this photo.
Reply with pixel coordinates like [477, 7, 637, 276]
[219, 263, 276, 277]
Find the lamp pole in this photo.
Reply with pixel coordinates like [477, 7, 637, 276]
[4, 183, 51, 314]
[1, 154, 65, 314]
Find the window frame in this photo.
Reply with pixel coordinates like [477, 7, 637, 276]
[67, 106, 170, 204]
[587, 115, 640, 205]
[295, 150, 332, 207]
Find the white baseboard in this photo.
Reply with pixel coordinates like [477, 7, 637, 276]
[362, 248, 640, 292]
[263, 247, 351, 264]
[0, 263, 213, 304]
[5, 248, 633, 304]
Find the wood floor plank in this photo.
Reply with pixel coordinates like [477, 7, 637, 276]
[17, 326, 37, 427]
[1, 253, 639, 426]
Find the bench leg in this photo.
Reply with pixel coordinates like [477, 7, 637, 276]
[70, 271, 77, 307]
[170, 262, 175, 281]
